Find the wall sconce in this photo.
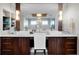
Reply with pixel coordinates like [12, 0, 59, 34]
[16, 10, 20, 20]
[59, 10, 63, 21]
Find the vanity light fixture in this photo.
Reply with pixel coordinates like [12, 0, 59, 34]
[16, 10, 20, 20]
[59, 10, 63, 21]
[32, 13, 47, 17]
[36, 13, 42, 17]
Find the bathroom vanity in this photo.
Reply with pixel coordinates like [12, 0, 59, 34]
[0, 31, 77, 55]
[0, 37, 32, 55]
[47, 37, 77, 55]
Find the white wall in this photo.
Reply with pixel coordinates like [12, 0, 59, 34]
[63, 4, 79, 54]
[0, 4, 3, 31]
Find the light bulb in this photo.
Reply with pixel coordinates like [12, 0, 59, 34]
[59, 11, 63, 21]
[16, 10, 20, 20]
[37, 13, 42, 17]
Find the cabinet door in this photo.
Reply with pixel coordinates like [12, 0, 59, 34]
[48, 38, 56, 54]
[56, 37, 64, 54]
[18, 37, 30, 55]
[12, 37, 19, 54]
[64, 37, 77, 55]
[49, 38, 57, 55]
[48, 37, 64, 55]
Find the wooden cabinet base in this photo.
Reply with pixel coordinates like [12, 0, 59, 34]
[64, 37, 77, 55]
[0, 37, 77, 55]
[48, 37, 64, 55]
[47, 37, 77, 55]
[0, 37, 31, 55]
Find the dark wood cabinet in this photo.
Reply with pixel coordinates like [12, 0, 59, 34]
[64, 37, 77, 55]
[1, 37, 16, 55]
[0, 37, 77, 55]
[47, 37, 77, 55]
[0, 37, 31, 55]
[18, 37, 30, 55]
[47, 37, 64, 55]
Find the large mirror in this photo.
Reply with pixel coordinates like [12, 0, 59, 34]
[24, 18, 55, 31]
[20, 3, 58, 32]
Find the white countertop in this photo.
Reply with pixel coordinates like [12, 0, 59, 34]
[0, 31, 77, 37]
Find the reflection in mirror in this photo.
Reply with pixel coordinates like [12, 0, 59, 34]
[21, 3, 58, 32]
[23, 18, 55, 32]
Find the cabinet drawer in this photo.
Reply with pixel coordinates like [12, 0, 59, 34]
[1, 45, 13, 49]
[66, 49, 76, 51]
[64, 45, 76, 49]
[65, 43, 76, 47]
[1, 50, 14, 55]
[65, 49, 77, 54]
[65, 52, 76, 54]
[65, 42, 76, 45]
[65, 39, 77, 42]
[2, 49, 12, 52]
[1, 42, 12, 45]
[1, 37, 11, 39]
[66, 37, 76, 39]
[1, 40, 13, 43]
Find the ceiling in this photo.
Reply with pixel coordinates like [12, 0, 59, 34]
[21, 3, 58, 18]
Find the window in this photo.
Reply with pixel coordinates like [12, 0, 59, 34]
[24, 20, 28, 27]
[50, 20, 55, 25]
[50, 20, 55, 29]
[31, 20, 37, 25]
[42, 20, 48, 25]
